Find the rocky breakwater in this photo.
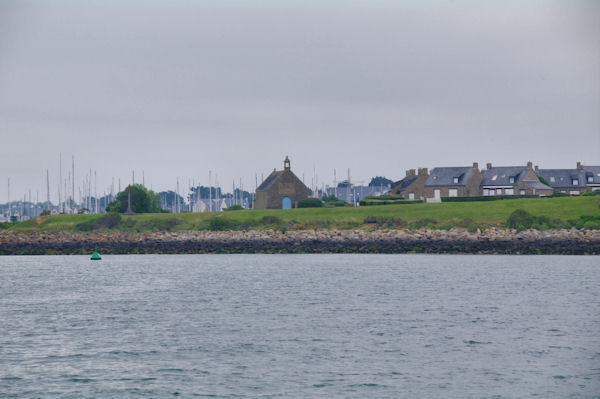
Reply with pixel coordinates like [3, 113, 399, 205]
[1, 228, 599, 255]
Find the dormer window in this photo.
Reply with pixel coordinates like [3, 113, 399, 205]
[550, 177, 555, 182]
[509, 177, 515, 184]
[588, 176, 594, 183]
[491, 175, 498, 181]
[572, 179, 579, 186]
[453, 177, 459, 184]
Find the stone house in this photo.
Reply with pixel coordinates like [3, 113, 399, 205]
[423, 163, 483, 201]
[254, 157, 309, 209]
[535, 163, 587, 195]
[390, 168, 429, 200]
[583, 164, 600, 191]
[535, 162, 600, 194]
[481, 162, 553, 196]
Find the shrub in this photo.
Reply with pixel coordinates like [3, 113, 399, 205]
[207, 217, 238, 231]
[570, 215, 600, 230]
[260, 216, 283, 225]
[467, 223, 480, 233]
[298, 198, 323, 208]
[583, 220, 600, 230]
[409, 218, 437, 229]
[96, 213, 122, 229]
[506, 209, 563, 231]
[0, 222, 9, 230]
[76, 212, 122, 231]
[581, 190, 600, 196]
[225, 205, 244, 211]
[325, 200, 348, 207]
[506, 209, 535, 231]
[141, 218, 182, 231]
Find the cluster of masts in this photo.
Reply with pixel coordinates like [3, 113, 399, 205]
[2, 155, 384, 221]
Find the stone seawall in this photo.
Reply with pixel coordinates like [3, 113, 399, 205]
[1, 229, 599, 255]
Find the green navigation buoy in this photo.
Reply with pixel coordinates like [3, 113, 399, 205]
[91, 247, 102, 260]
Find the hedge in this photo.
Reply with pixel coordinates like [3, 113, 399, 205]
[362, 195, 403, 201]
[359, 199, 423, 206]
[441, 195, 539, 202]
[298, 198, 324, 208]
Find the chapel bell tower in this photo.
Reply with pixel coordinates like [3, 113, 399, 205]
[284, 156, 291, 171]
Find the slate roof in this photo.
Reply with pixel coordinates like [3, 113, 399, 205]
[256, 171, 282, 191]
[424, 167, 475, 187]
[481, 166, 531, 186]
[391, 175, 419, 191]
[523, 181, 554, 191]
[535, 169, 586, 189]
[584, 166, 600, 185]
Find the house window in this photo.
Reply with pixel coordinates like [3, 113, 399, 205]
[505, 188, 514, 195]
[408, 193, 415, 200]
[588, 176, 594, 183]
[572, 179, 579, 186]
[453, 177, 459, 184]
[509, 177, 515, 184]
[492, 175, 498, 181]
[570, 191, 579, 195]
[520, 190, 525, 195]
[483, 189, 489, 196]
[550, 177, 555, 183]
[496, 189, 502, 195]
[449, 189, 458, 197]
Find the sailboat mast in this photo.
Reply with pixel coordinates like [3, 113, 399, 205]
[46, 169, 50, 211]
[72, 156, 75, 213]
[334, 169, 337, 199]
[94, 171, 97, 214]
[58, 153, 62, 213]
[208, 170, 212, 212]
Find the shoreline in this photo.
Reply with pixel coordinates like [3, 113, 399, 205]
[1, 229, 599, 255]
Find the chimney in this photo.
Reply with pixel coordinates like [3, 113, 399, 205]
[534, 165, 539, 171]
[576, 161, 583, 170]
[527, 161, 532, 168]
[410, 169, 416, 176]
[486, 163, 492, 169]
[472, 162, 478, 169]
[419, 168, 428, 175]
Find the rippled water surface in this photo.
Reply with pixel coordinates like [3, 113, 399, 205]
[1, 254, 599, 398]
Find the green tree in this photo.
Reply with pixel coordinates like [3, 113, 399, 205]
[369, 176, 393, 187]
[106, 184, 163, 213]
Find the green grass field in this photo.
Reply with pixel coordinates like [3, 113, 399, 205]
[4, 196, 598, 233]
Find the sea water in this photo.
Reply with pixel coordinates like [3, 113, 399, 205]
[1, 254, 598, 398]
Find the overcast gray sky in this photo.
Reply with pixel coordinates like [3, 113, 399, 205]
[1, 0, 599, 201]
